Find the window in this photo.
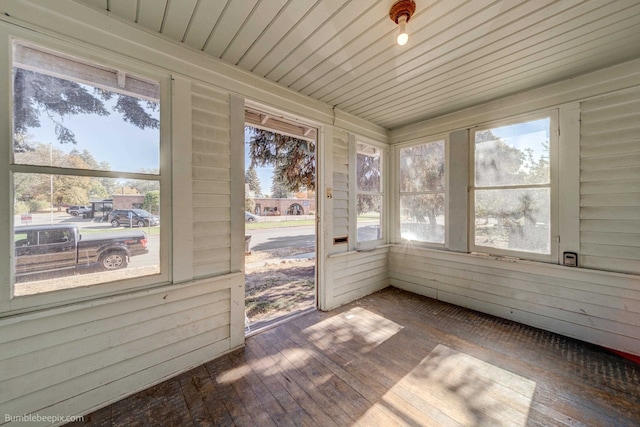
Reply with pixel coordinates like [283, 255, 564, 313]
[471, 115, 554, 258]
[399, 140, 445, 244]
[10, 40, 164, 296]
[356, 142, 383, 244]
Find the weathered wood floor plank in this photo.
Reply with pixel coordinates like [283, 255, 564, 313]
[67, 288, 640, 427]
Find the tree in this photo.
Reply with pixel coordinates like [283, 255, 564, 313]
[124, 170, 160, 195]
[143, 190, 160, 214]
[13, 141, 111, 209]
[473, 128, 551, 251]
[246, 127, 315, 193]
[475, 129, 527, 187]
[245, 167, 262, 196]
[245, 198, 256, 213]
[356, 151, 382, 215]
[13, 68, 159, 151]
[399, 141, 445, 232]
[271, 178, 292, 198]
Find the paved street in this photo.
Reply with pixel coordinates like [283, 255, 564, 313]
[14, 211, 160, 268]
[14, 211, 318, 266]
[247, 225, 316, 251]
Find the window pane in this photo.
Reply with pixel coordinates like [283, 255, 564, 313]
[400, 194, 445, 243]
[475, 118, 550, 187]
[400, 141, 445, 192]
[13, 173, 160, 295]
[13, 43, 160, 174]
[475, 188, 550, 253]
[357, 195, 381, 242]
[357, 149, 381, 192]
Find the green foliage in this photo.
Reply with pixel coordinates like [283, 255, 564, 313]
[399, 141, 445, 230]
[124, 175, 160, 195]
[356, 149, 382, 215]
[28, 199, 50, 212]
[14, 201, 29, 215]
[247, 127, 315, 193]
[245, 167, 262, 196]
[13, 141, 110, 207]
[474, 129, 550, 226]
[245, 198, 256, 213]
[13, 69, 109, 148]
[13, 68, 159, 151]
[143, 190, 160, 214]
[271, 178, 292, 198]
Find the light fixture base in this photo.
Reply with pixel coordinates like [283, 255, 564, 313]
[389, 0, 416, 24]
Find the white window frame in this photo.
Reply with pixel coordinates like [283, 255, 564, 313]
[0, 30, 171, 315]
[396, 137, 448, 247]
[351, 137, 386, 250]
[469, 110, 559, 263]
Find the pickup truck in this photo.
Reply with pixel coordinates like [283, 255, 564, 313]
[14, 224, 149, 277]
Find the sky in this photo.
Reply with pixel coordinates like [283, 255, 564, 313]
[26, 101, 277, 193]
[25, 96, 160, 173]
[490, 117, 550, 159]
[27, 103, 546, 193]
[244, 128, 274, 194]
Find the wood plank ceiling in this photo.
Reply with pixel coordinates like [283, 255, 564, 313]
[74, 0, 640, 130]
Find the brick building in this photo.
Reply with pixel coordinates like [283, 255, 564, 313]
[253, 197, 315, 216]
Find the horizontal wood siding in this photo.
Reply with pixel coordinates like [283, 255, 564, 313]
[332, 129, 349, 243]
[0, 273, 241, 420]
[327, 248, 389, 310]
[389, 246, 640, 356]
[191, 82, 232, 278]
[580, 86, 640, 274]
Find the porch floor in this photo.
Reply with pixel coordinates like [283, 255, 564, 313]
[69, 287, 640, 426]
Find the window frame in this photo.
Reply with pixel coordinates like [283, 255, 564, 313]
[396, 137, 448, 247]
[469, 110, 559, 263]
[1, 31, 172, 315]
[352, 138, 386, 250]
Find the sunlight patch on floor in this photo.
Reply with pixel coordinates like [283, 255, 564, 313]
[301, 307, 404, 354]
[358, 344, 537, 426]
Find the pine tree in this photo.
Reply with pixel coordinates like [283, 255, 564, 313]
[270, 178, 292, 198]
[244, 167, 262, 196]
[246, 127, 315, 193]
[13, 68, 159, 151]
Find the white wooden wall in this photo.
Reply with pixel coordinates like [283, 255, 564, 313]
[389, 61, 640, 357]
[332, 128, 350, 242]
[327, 248, 389, 310]
[0, 274, 238, 420]
[323, 128, 389, 310]
[0, 22, 246, 422]
[0, 1, 389, 423]
[580, 86, 640, 274]
[390, 247, 640, 356]
[6, 1, 640, 424]
[191, 82, 232, 278]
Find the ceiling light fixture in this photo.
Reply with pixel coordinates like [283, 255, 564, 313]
[389, 0, 416, 46]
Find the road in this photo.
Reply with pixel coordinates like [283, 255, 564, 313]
[15, 211, 316, 261]
[247, 225, 316, 251]
[15, 211, 160, 268]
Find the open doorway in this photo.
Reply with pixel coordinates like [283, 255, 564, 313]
[243, 107, 317, 333]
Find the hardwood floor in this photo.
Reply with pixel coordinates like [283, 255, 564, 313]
[68, 287, 640, 426]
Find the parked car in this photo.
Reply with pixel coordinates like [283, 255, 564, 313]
[263, 208, 281, 216]
[245, 211, 260, 222]
[67, 205, 91, 216]
[109, 209, 159, 228]
[14, 224, 148, 275]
